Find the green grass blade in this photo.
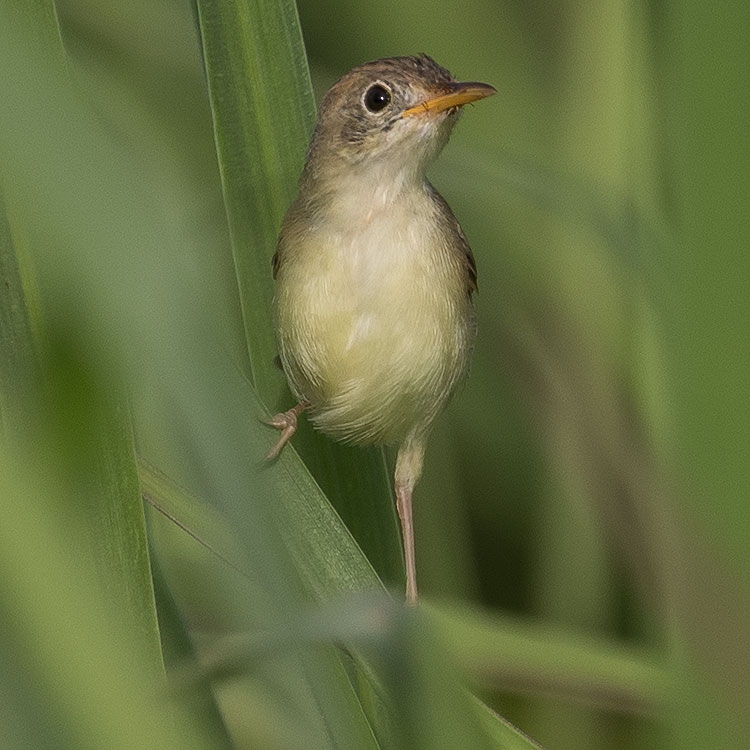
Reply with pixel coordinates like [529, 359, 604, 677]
[150, 554, 235, 750]
[0, 186, 40, 434]
[0, 0, 162, 667]
[430, 604, 669, 717]
[194, 0, 314, 402]
[0, 455, 219, 750]
[142, 432, 669, 747]
[194, 0, 404, 583]
[142, 452, 668, 719]
[473, 699, 544, 750]
[140, 441, 383, 600]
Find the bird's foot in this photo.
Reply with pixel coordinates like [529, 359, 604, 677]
[263, 402, 307, 460]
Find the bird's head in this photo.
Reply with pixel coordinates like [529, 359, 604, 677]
[304, 55, 496, 183]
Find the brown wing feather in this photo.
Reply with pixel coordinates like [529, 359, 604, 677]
[427, 185, 478, 295]
[463, 242, 478, 294]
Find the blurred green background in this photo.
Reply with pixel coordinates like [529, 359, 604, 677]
[1, 0, 748, 749]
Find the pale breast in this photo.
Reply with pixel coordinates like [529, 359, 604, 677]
[275, 188, 475, 445]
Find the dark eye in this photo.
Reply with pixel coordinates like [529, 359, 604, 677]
[363, 83, 391, 113]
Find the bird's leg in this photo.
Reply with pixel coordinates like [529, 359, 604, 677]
[395, 439, 426, 605]
[264, 401, 308, 460]
[395, 482, 418, 604]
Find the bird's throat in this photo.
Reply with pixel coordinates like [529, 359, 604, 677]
[322, 164, 425, 233]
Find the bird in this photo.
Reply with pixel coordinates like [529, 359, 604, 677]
[265, 54, 495, 605]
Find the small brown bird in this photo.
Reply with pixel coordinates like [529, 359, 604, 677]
[266, 55, 495, 604]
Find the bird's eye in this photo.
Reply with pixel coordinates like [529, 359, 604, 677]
[363, 83, 391, 113]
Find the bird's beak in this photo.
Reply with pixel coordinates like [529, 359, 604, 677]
[402, 81, 497, 117]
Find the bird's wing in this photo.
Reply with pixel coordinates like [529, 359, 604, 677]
[463, 239, 478, 294]
[428, 185, 478, 295]
[272, 199, 304, 280]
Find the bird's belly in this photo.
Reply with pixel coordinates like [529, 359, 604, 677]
[276, 240, 473, 445]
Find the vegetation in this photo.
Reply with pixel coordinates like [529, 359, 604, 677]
[1, 1, 747, 748]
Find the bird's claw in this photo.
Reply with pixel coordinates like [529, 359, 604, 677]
[263, 403, 306, 460]
[265, 412, 297, 430]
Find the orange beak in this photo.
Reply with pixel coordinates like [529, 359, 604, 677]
[402, 81, 497, 117]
